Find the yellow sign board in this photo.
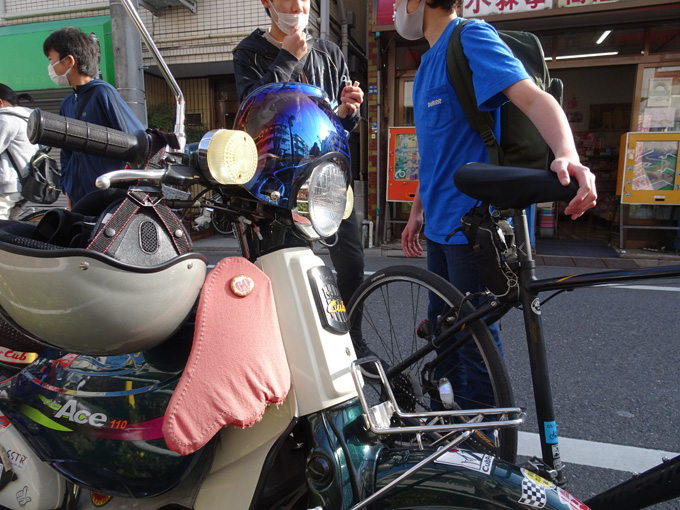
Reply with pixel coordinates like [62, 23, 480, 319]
[617, 132, 680, 205]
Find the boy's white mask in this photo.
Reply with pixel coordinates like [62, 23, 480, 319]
[48, 58, 72, 87]
[269, 2, 309, 35]
[394, 0, 426, 41]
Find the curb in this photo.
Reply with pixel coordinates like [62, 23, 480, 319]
[192, 236, 680, 269]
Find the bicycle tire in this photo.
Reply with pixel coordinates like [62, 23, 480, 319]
[209, 195, 234, 237]
[348, 265, 517, 462]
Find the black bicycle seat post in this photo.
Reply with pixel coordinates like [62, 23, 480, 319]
[513, 208, 567, 486]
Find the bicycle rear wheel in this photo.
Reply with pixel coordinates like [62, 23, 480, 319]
[348, 265, 517, 462]
[210, 195, 234, 236]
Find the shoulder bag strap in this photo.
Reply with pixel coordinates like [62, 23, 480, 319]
[75, 86, 97, 120]
[0, 111, 29, 177]
[446, 20, 503, 166]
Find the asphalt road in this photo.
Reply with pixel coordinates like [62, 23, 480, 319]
[331, 252, 680, 509]
[205, 247, 680, 509]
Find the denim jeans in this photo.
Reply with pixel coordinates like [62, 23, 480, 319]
[426, 239, 503, 409]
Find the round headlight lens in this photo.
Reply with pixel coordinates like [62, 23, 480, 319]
[294, 160, 348, 239]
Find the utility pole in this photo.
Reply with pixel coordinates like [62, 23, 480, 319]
[109, 0, 148, 126]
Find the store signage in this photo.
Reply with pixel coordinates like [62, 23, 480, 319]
[375, 0, 395, 26]
[464, 0, 628, 17]
[463, 0, 550, 16]
[558, 0, 624, 7]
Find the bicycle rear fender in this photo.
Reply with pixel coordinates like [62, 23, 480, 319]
[374, 448, 591, 509]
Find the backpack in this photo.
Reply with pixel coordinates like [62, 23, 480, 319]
[19, 146, 62, 205]
[0, 110, 62, 204]
[447, 20, 564, 170]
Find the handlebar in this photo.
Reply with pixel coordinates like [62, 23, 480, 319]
[95, 169, 166, 190]
[27, 109, 149, 168]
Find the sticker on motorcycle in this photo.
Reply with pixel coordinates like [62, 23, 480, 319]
[518, 471, 548, 508]
[307, 266, 350, 334]
[521, 467, 554, 488]
[0, 349, 37, 365]
[434, 449, 493, 475]
[557, 487, 591, 510]
[90, 491, 113, 507]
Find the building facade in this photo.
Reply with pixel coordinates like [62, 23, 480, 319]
[367, 0, 680, 249]
[0, 0, 369, 175]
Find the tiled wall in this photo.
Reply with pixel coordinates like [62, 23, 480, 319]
[2, 1, 365, 64]
[0, 0, 109, 25]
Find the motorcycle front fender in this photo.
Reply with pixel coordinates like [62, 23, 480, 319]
[373, 448, 590, 510]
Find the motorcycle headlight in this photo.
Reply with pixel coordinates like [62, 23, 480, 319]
[294, 160, 349, 239]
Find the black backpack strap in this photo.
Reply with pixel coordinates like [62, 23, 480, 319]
[75, 87, 97, 120]
[446, 20, 503, 166]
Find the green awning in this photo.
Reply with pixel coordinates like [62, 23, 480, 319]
[0, 16, 114, 92]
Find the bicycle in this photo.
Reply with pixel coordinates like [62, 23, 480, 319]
[190, 193, 235, 236]
[347, 162, 680, 510]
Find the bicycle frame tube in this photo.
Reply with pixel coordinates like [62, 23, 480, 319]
[512, 209, 566, 484]
[512, 209, 680, 488]
[528, 265, 680, 293]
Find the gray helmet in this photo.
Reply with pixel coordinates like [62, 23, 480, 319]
[0, 245, 206, 355]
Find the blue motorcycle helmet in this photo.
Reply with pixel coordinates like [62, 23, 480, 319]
[232, 82, 352, 240]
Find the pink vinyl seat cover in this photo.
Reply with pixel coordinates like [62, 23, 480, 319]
[163, 257, 291, 456]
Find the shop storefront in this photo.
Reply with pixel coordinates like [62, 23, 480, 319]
[365, 0, 680, 251]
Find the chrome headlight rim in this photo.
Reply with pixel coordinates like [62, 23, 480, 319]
[292, 153, 350, 240]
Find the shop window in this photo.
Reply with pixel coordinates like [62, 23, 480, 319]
[637, 65, 680, 132]
[395, 44, 425, 70]
[555, 27, 644, 59]
[537, 34, 553, 59]
[401, 80, 414, 126]
[649, 23, 680, 54]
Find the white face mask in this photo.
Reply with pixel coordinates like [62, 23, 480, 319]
[393, 0, 426, 41]
[48, 58, 72, 87]
[269, 2, 309, 35]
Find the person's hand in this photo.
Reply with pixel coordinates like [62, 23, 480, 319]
[550, 157, 597, 220]
[282, 27, 307, 60]
[338, 83, 364, 118]
[401, 212, 424, 258]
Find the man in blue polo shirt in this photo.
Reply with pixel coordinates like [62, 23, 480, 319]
[43, 27, 144, 206]
[397, 0, 597, 407]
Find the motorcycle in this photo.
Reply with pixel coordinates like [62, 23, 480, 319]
[0, 2, 594, 509]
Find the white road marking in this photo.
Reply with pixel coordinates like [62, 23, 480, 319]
[599, 284, 680, 292]
[518, 431, 679, 472]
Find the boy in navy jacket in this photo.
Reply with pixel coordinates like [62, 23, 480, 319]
[43, 27, 144, 206]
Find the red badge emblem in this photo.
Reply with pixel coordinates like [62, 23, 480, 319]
[230, 274, 255, 297]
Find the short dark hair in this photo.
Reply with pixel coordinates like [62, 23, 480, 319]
[427, 0, 463, 13]
[43, 27, 100, 78]
[0, 84, 19, 106]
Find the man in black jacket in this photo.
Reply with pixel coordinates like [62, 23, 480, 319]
[234, 0, 375, 371]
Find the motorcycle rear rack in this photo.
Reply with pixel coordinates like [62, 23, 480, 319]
[344, 357, 524, 510]
[349, 356, 524, 438]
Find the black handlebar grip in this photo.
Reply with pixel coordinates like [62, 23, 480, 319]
[27, 109, 149, 168]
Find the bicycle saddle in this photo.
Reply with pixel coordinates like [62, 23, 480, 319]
[454, 163, 579, 210]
